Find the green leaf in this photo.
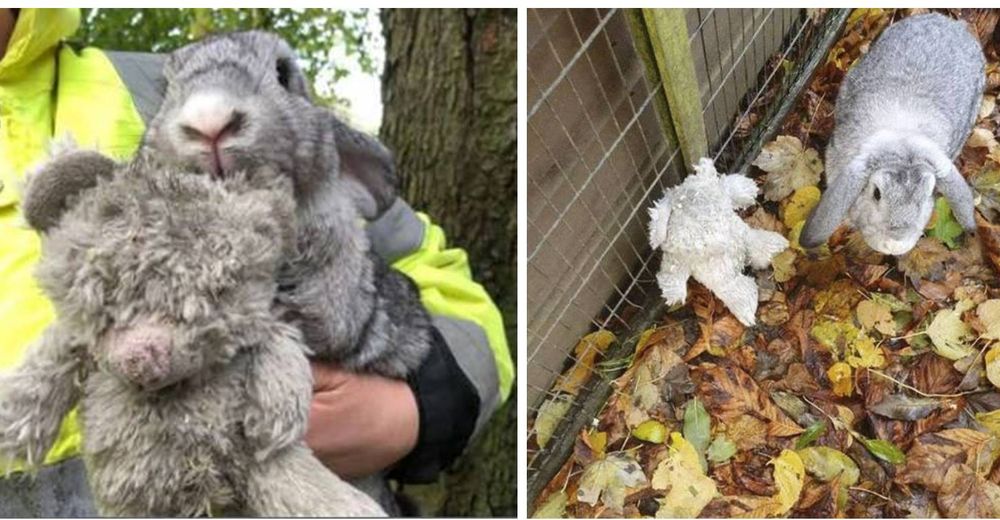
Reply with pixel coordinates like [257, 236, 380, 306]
[928, 197, 965, 249]
[797, 446, 860, 486]
[683, 398, 711, 452]
[795, 420, 827, 449]
[532, 490, 567, 518]
[706, 435, 737, 463]
[860, 437, 906, 465]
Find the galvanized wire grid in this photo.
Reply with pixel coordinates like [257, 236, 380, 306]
[527, 8, 810, 481]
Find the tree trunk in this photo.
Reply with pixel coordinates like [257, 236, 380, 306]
[380, 8, 516, 517]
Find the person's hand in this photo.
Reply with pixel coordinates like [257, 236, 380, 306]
[305, 360, 419, 479]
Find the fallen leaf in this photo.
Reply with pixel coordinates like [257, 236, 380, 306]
[535, 395, 572, 448]
[754, 135, 824, 201]
[869, 394, 943, 421]
[859, 437, 905, 465]
[986, 345, 1000, 390]
[796, 421, 828, 449]
[651, 433, 718, 518]
[899, 237, 951, 280]
[926, 301, 976, 361]
[707, 435, 737, 464]
[827, 361, 853, 397]
[633, 420, 668, 444]
[769, 449, 806, 515]
[782, 185, 821, 229]
[812, 279, 863, 320]
[937, 463, 1000, 517]
[554, 330, 616, 395]
[797, 446, 860, 487]
[683, 398, 711, 464]
[811, 318, 860, 358]
[928, 197, 965, 250]
[976, 409, 1000, 437]
[968, 126, 999, 150]
[695, 364, 804, 437]
[846, 334, 886, 369]
[576, 453, 648, 512]
[771, 248, 798, 283]
[724, 414, 769, 451]
[978, 299, 1000, 340]
[898, 429, 999, 491]
[533, 490, 567, 518]
[856, 299, 896, 336]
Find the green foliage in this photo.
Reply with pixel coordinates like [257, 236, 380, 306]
[928, 196, 964, 249]
[69, 8, 378, 108]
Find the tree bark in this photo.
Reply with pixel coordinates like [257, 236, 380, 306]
[380, 8, 516, 517]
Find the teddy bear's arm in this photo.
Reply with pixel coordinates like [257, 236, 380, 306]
[0, 323, 83, 472]
[647, 195, 672, 250]
[720, 173, 760, 210]
[243, 324, 312, 462]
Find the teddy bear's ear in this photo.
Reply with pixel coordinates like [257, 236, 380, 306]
[21, 149, 117, 232]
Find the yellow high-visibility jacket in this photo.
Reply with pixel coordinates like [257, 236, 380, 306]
[0, 8, 511, 481]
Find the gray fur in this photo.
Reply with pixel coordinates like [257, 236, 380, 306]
[801, 13, 985, 255]
[2, 152, 384, 516]
[144, 30, 430, 379]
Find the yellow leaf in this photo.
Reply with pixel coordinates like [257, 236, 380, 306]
[577, 454, 648, 512]
[534, 396, 572, 449]
[633, 420, 669, 444]
[847, 334, 886, 369]
[753, 135, 823, 201]
[986, 346, 1000, 390]
[856, 299, 896, 336]
[769, 449, 806, 515]
[553, 330, 615, 395]
[652, 433, 718, 518]
[977, 409, 1000, 437]
[828, 362, 853, 397]
[927, 304, 975, 361]
[782, 185, 821, 229]
[978, 300, 1000, 341]
[772, 248, 798, 283]
[532, 490, 567, 518]
[587, 430, 608, 456]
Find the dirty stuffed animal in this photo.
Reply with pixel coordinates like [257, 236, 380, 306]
[0, 145, 386, 517]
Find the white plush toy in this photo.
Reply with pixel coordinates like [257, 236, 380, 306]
[648, 158, 788, 326]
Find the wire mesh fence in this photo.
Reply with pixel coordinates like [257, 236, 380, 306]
[526, 7, 831, 499]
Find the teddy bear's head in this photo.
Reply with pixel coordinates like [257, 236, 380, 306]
[22, 149, 296, 390]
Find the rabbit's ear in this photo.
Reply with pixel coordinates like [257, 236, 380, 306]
[332, 118, 398, 219]
[800, 156, 869, 249]
[22, 147, 116, 232]
[935, 162, 977, 231]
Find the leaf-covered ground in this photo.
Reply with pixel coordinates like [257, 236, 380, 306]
[531, 9, 1000, 518]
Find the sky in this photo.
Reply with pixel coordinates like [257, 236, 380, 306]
[328, 9, 384, 134]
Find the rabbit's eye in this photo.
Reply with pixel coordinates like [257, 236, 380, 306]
[873, 187, 881, 201]
[276, 58, 291, 90]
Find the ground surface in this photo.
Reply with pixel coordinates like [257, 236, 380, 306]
[531, 8, 1000, 518]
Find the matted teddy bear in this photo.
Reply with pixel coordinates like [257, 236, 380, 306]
[648, 158, 788, 326]
[0, 145, 385, 517]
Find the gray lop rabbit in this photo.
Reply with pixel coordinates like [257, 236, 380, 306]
[141, 31, 431, 378]
[800, 13, 985, 255]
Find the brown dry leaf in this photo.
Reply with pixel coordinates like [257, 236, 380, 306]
[695, 363, 804, 437]
[937, 463, 1000, 518]
[969, 127, 1000, 150]
[897, 429, 1000, 491]
[753, 135, 824, 201]
[686, 285, 717, 361]
[745, 207, 786, 235]
[724, 414, 769, 451]
[554, 330, 616, 395]
[976, 211, 1000, 275]
[759, 300, 791, 327]
[708, 315, 746, 357]
[899, 237, 951, 280]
